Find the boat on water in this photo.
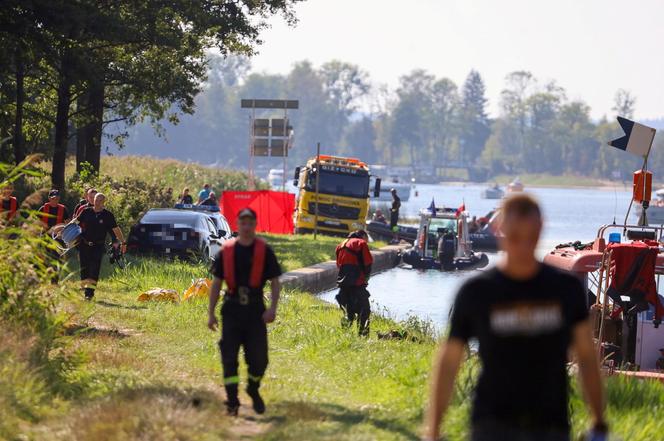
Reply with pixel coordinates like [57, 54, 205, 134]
[481, 184, 504, 199]
[267, 168, 285, 189]
[546, 224, 664, 373]
[547, 165, 664, 376]
[507, 176, 524, 193]
[366, 209, 500, 252]
[370, 175, 411, 202]
[634, 188, 664, 224]
[400, 206, 489, 271]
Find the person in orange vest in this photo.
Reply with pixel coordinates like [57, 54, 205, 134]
[207, 207, 282, 416]
[0, 184, 18, 222]
[39, 189, 70, 231]
[74, 187, 97, 218]
[335, 229, 373, 336]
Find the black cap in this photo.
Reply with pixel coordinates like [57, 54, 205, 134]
[48, 189, 60, 198]
[237, 207, 257, 220]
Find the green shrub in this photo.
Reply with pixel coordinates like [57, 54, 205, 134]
[0, 157, 79, 435]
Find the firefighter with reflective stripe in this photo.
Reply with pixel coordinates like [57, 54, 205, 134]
[208, 207, 283, 416]
[39, 189, 70, 231]
[0, 184, 18, 222]
[335, 229, 373, 336]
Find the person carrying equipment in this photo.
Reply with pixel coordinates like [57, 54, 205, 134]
[335, 229, 373, 336]
[207, 208, 282, 416]
[77, 193, 125, 300]
[0, 184, 18, 222]
[39, 189, 70, 230]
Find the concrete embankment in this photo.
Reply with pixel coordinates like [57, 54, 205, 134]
[280, 243, 409, 293]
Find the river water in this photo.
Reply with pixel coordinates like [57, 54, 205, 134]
[320, 183, 635, 331]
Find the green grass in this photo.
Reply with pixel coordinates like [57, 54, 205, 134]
[3, 235, 664, 440]
[263, 234, 386, 271]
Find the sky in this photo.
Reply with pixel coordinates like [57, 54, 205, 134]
[249, 0, 664, 121]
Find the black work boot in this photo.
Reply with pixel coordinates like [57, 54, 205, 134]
[84, 288, 95, 301]
[224, 384, 240, 416]
[246, 380, 265, 414]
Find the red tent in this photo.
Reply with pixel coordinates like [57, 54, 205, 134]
[221, 190, 295, 234]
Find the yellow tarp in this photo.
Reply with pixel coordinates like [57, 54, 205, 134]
[137, 288, 180, 303]
[182, 278, 212, 301]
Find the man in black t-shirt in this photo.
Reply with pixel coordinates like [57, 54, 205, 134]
[208, 207, 282, 416]
[425, 194, 607, 441]
[77, 193, 125, 300]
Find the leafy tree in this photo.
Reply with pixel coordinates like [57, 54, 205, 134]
[612, 89, 636, 119]
[429, 78, 458, 164]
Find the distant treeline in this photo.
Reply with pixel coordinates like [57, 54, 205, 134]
[124, 57, 664, 181]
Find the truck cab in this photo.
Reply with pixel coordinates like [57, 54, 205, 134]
[293, 155, 380, 236]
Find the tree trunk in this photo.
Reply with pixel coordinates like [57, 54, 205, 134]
[52, 55, 73, 191]
[75, 91, 87, 172]
[84, 80, 104, 172]
[13, 49, 25, 165]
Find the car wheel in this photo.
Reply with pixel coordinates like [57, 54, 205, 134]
[201, 246, 210, 263]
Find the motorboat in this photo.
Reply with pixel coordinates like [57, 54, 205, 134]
[400, 206, 488, 271]
[507, 176, 524, 193]
[370, 175, 411, 202]
[546, 166, 664, 374]
[267, 169, 285, 189]
[634, 188, 664, 224]
[366, 209, 500, 252]
[481, 184, 504, 199]
[545, 224, 664, 374]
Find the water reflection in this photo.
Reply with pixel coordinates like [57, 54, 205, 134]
[323, 185, 635, 331]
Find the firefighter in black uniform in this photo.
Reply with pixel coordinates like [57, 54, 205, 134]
[77, 193, 125, 300]
[207, 208, 282, 416]
[335, 229, 373, 336]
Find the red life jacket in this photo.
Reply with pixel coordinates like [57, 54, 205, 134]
[336, 238, 372, 287]
[40, 203, 65, 226]
[75, 203, 90, 218]
[222, 237, 267, 293]
[607, 241, 664, 324]
[0, 197, 17, 219]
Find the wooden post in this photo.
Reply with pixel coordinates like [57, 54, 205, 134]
[313, 142, 321, 239]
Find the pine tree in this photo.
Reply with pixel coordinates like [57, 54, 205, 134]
[458, 70, 490, 165]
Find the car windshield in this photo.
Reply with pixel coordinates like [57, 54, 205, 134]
[141, 210, 199, 227]
[429, 218, 457, 234]
[306, 169, 369, 199]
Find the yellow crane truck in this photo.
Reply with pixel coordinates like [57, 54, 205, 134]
[293, 155, 380, 236]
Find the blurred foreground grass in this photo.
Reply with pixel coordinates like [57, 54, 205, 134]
[2, 235, 664, 440]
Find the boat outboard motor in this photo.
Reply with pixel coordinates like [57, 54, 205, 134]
[437, 228, 455, 271]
